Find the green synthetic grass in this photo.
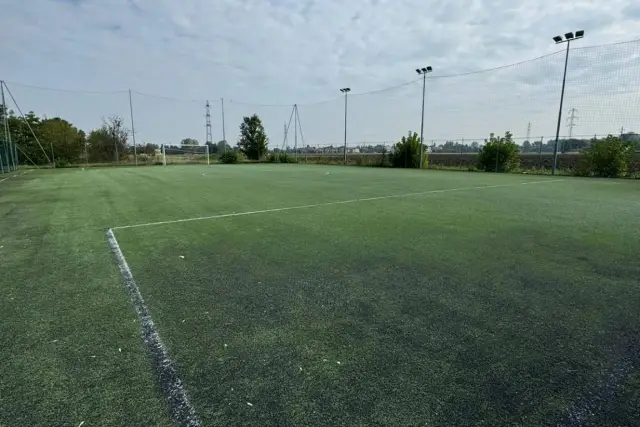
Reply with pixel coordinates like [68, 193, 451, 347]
[2, 165, 639, 426]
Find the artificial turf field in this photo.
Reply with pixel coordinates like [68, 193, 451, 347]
[1, 164, 639, 427]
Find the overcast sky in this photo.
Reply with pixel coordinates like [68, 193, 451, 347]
[2, 0, 640, 147]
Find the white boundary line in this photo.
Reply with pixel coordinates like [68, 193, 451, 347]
[106, 229, 201, 427]
[0, 169, 32, 183]
[113, 179, 565, 230]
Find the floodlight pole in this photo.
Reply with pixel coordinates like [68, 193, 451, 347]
[416, 66, 432, 169]
[552, 41, 570, 175]
[129, 89, 138, 166]
[551, 31, 583, 175]
[420, 72, 426, 169]
[340, 88, 351, 165]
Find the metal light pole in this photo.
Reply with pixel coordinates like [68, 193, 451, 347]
[551, 30, 584, 175]
[340, 88, 351, 164]
[416, 66, 432, 169]
[129, 89, 138, 166]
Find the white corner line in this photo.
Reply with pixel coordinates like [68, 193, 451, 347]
[112, 179, 565, 231]
[105, 228, 201, 427]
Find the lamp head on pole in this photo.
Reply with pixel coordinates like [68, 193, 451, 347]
[416, 66, 433, 75]
[340, 88, 351, 93]
[553, 30, 584, 44]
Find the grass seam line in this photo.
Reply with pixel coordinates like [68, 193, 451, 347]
[112, 179, 564, 230]
[105, 228, 202, 427]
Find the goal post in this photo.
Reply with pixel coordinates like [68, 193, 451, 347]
[162, 144, 209, 166]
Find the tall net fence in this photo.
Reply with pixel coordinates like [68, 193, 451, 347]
[1, 39, 639, 171]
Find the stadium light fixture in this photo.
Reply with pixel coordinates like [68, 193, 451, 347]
[550, 30, 585, 175]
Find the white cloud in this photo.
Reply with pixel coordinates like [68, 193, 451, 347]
[1, 0, 640, 146]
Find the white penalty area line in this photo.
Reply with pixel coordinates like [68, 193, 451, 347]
[113, 179, 565, 231]
[105, 229, 202, 427]
[0, 169, 32, 183]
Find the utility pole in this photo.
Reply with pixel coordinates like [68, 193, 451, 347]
[416, 66, 433, 169]
[50, 141, 56, 169]
[294, 104, 298, 160]
[526, 121, 531, 142]
[551, 30, 584, 175]
[1, 81, 11, 172]
[128, 89, 138, 166]
[340, 88, 351, 165]
[221, 98, 227, 153]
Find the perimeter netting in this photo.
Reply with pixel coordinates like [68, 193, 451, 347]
[2, 39, 639, 168]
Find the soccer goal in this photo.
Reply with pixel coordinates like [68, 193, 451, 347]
[161, 144, 210, 166]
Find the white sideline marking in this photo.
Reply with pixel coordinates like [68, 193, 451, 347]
[113, 180, 564, 230]
[0, 169, 32, 183]
[106, 229, 201, 427]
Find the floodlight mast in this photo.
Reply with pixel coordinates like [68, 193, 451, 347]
[340, 88, 351, 164]
[416, 66, 433, 169]
[551, 30, 584, 175]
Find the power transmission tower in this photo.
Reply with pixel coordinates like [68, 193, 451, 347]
[525, 122, 531, 142]
[567, 108, 578, 138]
[205, 100, 213, 146]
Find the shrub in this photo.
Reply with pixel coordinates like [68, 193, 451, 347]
[267, 152, 297, 163]
[477, 132, 520, 172]
[576, 135, 634, 177]
[378, 146, 390, 167]
[218, 151, 239, 164]
[390, 131, 428, 168]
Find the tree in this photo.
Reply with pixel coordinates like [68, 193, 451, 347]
[521, 140, 532, 153]
[217, 140, 231, 153]
[87, 116, 128, 162]
[39, 118, 86, 166]
[181, 138, 199, 146]
[237, 115, 268, 160]
[577, 135, 634, 177]
[5, 109, 49, 165]
[470, 141, 480, 152]
[477, 131, 520, 172]
[390, 131, 427, 168]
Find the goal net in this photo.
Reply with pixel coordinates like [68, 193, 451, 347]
[162, 144, 210, 165]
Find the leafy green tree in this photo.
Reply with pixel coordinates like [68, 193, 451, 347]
[390, 131, 427, 168]
[143, 143, 159, 155]
[181, 138, 199, 146]
[477, 131, 520, 172]
[237, 114, 268, 160]
[39, 118, 85, 166]
[87, 116, 128, 162]
[3, 108, 50, 165]
[577, 135, 634, 177]
[521, 140, 532, 152]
